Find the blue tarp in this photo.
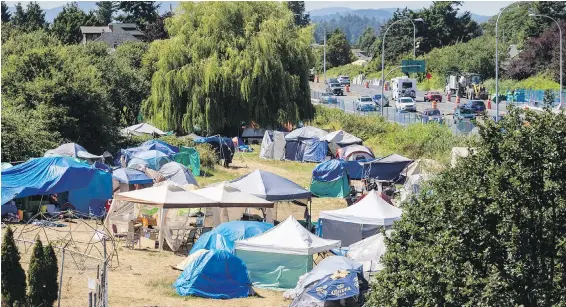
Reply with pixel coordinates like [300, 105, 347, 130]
[312, 160, 347, 182]
[302, 140, 328, 163]
[229, 170, 311, 201]
[344, 159, 377, 180]
[132, 150, 171, 170]
[140, 139, 179, 155]
[194, 136, 235, 163]
[1, 157, 112, 214]
[306, 270, 359, 301]
[112, 168, 153, 184]
[190, 221, 273, 254]
[68, 171, 112, 215]
[361, 154, 413, 181]
[173, 250, 252, 299]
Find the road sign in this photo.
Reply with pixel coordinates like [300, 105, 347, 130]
[401, 60, 426, 73]
[426, 72, 432, 80]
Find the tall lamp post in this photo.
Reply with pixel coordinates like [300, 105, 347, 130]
[529, 13, 563, 108]
[380, 18, 424, 115]
[495, 2, 520, 121]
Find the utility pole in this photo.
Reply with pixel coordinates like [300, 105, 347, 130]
[323, 29, 327, 82]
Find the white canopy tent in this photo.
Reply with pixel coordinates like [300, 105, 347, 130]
[318, 190, 402, 246]
[105, 182, 273, 251]
[235, 216, 340, 289]
[121, 123, 166, 137]
[347, 230, 392, 273]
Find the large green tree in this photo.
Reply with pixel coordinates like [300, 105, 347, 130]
[143, 11, 171, 42]
[95, 1, 114, 25]
[286, 1, 310, 27]
[369, 107, 566, 306]
[356, 26, 376, 55]
[22, 2, 46, 32]
[114, 1, 159, 29]
[11, 2, 26, 28]
[143, 2, 314, 135]
[1, 1, 11, 22]
[326, 28, 353, 68]
[51, 2, 98, 45]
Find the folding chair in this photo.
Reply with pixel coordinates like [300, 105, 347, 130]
[126, 220, 140, 249]
[112, 224, 128, 244]
[178, 228, 198, 252]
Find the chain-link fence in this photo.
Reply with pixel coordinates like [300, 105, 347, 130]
[311, 90, 477, 135]
[500, 89, 566, 107]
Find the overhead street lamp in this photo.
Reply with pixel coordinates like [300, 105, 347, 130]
[380, 18, 424, 115]
[529, 13, 563, 108]
[495, 2, 520, 122]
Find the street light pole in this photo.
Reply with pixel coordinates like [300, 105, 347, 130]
[529, 13, 563, 108]
[323, 29, 327, 83]
[495, 2, 520, 122]
[380, 18, 424, 115]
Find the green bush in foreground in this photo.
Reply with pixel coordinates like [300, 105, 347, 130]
[1, 226, 27, 307]
[368, 107, 566, 306]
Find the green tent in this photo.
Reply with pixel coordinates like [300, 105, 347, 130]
[174, 146, 201, 176]
[310, 160, 350, 198]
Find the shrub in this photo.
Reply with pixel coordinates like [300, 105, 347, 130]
[27, 237, 45, 307]
[43, 244, 59, 306]
[195, 143, 217, 171]
[1, 226, 27, 307]
[158, 135, 195, 148]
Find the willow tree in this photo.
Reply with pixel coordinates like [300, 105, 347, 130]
[142, 2, 314, 135]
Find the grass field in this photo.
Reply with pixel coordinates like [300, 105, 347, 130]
[4, 148, 348, 307]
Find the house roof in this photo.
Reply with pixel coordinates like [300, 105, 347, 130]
[80, 26, 111, 34]
[94, 32, 140, 46]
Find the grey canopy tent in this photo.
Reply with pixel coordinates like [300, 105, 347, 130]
[44, 143, 103, 161]
[159, 162, 199, 186]
[284, 126, 329, 162]
[259, 130, 288, 160]
[320, 130, 363, 156]
[121, 123, 166, 137]
[228, 170, 313, 226]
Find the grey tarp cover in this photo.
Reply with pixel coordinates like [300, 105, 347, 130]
[320, 130, 362, 156]
[44, 143, 103, 160]
[228, 170, 311, 201]
[241, 128, 266, 138]
[260, 130, 287, 160]
[121, 123, 166, 136]
[285, 126, 328, 141]
[158, 162, 198, 186]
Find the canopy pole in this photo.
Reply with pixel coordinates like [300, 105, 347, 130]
[158, 208, 165, 252]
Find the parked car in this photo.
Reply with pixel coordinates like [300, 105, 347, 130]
[357, 101, 377, 112]
[466, 100, 486, 114]
[419, 108, 444, 124]
[395, 97, 417, 112]
[372, 94, 389, 107]
[326, 78, 339, 85]
[453, 106, 477, 122]
[337, 75, 350, 86]
[327, 83, 344, 96]
[320, 92, 338, 104]
[423, 91, 443, 102]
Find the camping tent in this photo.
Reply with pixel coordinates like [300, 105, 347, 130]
[1, 157, 112, 214]
[290, 270, 362, 307]
[360, 153, 413, 182]
[132, 150, 171, 170]
[158, 162, 198, 186]
[310, 160, 351, 198]
[336, 145, 375, 161]
[284, 256, 363, 300]
[112, 168, 153, 185]
[235, 216, 340, 289]
[173, 147, 200, 176]
[173, 250, 253, 299]
[259, 130, 287, 160]
[317, 190, 402, 246]
[121, 123, 166, 136]
[347, 231, 391, 273]
[285, 126, 328, 162]
[190, 221, 273, 254]
[403, 159, 443, 177]
[320, 130, 362, 156]
[194, 136, 235, 165]
[140, 139, 179, 155]
[44, 143, 103, 161]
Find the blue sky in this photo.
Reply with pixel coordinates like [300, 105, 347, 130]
[7, 1, 514, 16]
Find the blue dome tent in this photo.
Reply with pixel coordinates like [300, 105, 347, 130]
[190, 221, 273, 254]
[132, 150, 171, 170]
[140, 139, 179, 155]
[158, 162, 198, 186]
[310, 160, 350, 198]
[173, 250, 253, 299]
[112, 168, 153, 185]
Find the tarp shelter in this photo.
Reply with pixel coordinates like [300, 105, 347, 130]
[173, 147, 201, 176]
[310, 160, 350, 198]
[194, 136, 235, 165]
[403, 159, 443, 177]
[336, 145, 375, 161]
[1, 157, 112, 214]
[173, 250, 253, 299]
[159, 162, 198, 186]
[235, 216, 340, 289]
[132, 150, 171, 170]
[360, 153, 413, 182]
[126, 157, 149, 171]
[140, 139, 179, 155]
[112, 168, 153, 185]
[291, 270, 361, 307]
[400, 173, 431, 203]
[260, 130, 287, 160]
[285, 126, 328, 162]
[121, 123, 166, 137]
[301, 140, 328, 163]
[343, 159, 374, 180]
[241, 128, 265, 144]
[321, 130, 363, 156]
[317, 190, 402, 246]
[190, 221, 273, 254]
[44, 143, 103, 161]
[284, 256, 363, 300]
[347, 231, 391, 273]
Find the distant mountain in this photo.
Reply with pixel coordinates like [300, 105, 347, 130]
[7, 1, 179, 23]
[308, 7, 353, 17]
[470, 13, 491, 24]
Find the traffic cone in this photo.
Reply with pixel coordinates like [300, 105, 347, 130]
[346, 85, 350, 93]
[487, 97, 492, 110]
[446, 91, 451, 102]
[365, 81, 369, 88]
[455, 95, 460, 107]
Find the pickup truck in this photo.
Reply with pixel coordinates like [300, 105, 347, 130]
[327, 83, 344, 96]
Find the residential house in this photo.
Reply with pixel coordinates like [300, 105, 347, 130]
[80, 23, 145, 49]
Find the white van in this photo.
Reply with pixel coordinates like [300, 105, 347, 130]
[390, 76, 417, 100]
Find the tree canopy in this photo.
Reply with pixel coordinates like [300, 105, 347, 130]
[114, 1, 159, 30]
[52, 2, 97, 45]
[1, 1, 10, 22]
[286, 1, 310, 27]
[369, 107, 566, 306]
[143, 2, 314, 135]
[356, 26, 377, 55]
[95, 1, 114, 25]
[326, 28, 354, 68]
